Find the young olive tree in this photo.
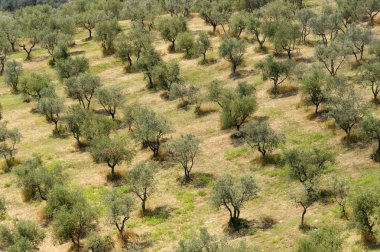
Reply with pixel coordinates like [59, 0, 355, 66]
[65, 73, 102, 110]
[0, 122, 22, 170]
[52, 197, 97, 250]
[85, 233, 115, 252]
[104, 190, 134, 242]
[208, 81, 257, 130]
[242, 120, 284, 157]
[177, 32, 196, 58]
[296, 225, 343, 252]
[64, 105, 89, 146]
[300, 65, 328, 114]
[196, 32, 212, 63]
[256, 55, 294, 96]
[20, 73, 53, 101]
[219, 38, 246, 74]
[152, 60, 182, 91]
[358, 62, 380, 102]
[229, 13, 248, 38]
[315, 40, 349, 76]
[212, 174, 259, 229]
[132, 107, 172, 158]
[13, 155, 66, 201]
[0, 13, 20, 52]
[344, 24, 372, 62]
[332, 177, 349, 219]
[360, 115, 380, 162]
[96, 87, 125, 119]
[285, 147, 334, 191]
[272, 22, 301, 59]
[38, 97, 65, 134]
[350, 188, 380, 243]
[4, 60, 23, 93]
[95, 19, 121, 55]
[128, 161, 157, 214]
[157, 16, 187, 52]
[135, 48, 163, 89]
[0, 219, 45, 252]
[55, 57, 89, 80]
[167, 134, 200, 183]
[296, 8, 316, 43]
[90, 136, 135, 177]
[326, 78, 366, 141]
[247, 13, 267, 50]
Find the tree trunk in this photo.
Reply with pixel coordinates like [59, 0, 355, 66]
[315, 103, 319, 114]
[10, 42, 16, 52]
[301, 206, 307, 227]
[88, 29, 92, 39]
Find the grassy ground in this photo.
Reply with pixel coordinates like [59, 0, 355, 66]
[0, 4, 379, 252]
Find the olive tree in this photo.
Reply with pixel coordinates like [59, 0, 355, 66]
[20, 73, 53, 101]
[96, 87, 125, 119]
[85, 233, 114, 252]
[76, 10, 106, 40]
[64, 105, 89, 145]
[55, 57, 89, 80]
[95, 19, 121, 55]
[13, 155, 66, 201]
[360, 115, 380, 162]
[128, 161, 157, 214]
[247, 13, 267, 50]
[196, 32, 212, 63]
[256, 55, 294, 96]
[0, 122, 22, 170]
[167, 134, 200, 183]
[357, 62, 380, 101]
[344, 24, 372, 62]
[212, 174, 259, 229]
[65, 73, 101, 110]
[285, 147, 334, 191]
[296, 225, 343, 252]
[16, 5, 52, 60]
[52, 195, 97, 250]
[332, 177, 349, 219]
[242, 120, 284, 157]
[296, 8, 316, 43]
[0, 39, 9, 75]
[157, 16, 187, 52]
[229, 13, 248, 38]
[350, 188, 380, 243]
[177, 228, 254, 252]
[135, 48, 162, 89]
[291, 186, 319, 228]
[300, 65, 328, 114]
[208, 81, 257, 130]
[194, 0, 232, 33]
[4, 60, 23, 93]
[90, 136, 135, 177]
[363, 0, 380, 26]
[38, 97, 65, 134]
[327, 79, 366, 141]
[219, 38, 246, 74]
[272, 22, 301, 59]
[152, 60, 182, 91]
[177, 32, 196, 58]
[0, 13, 20, 52]
[132, 107, 172, 158]
[370, 41, 380, 60]
[0, 219, 45, 252]
[104, 190, 134, 242]
[315, 40, 349, 76]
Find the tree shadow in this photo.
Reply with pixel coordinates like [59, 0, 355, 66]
[224, 216, 277, 238]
